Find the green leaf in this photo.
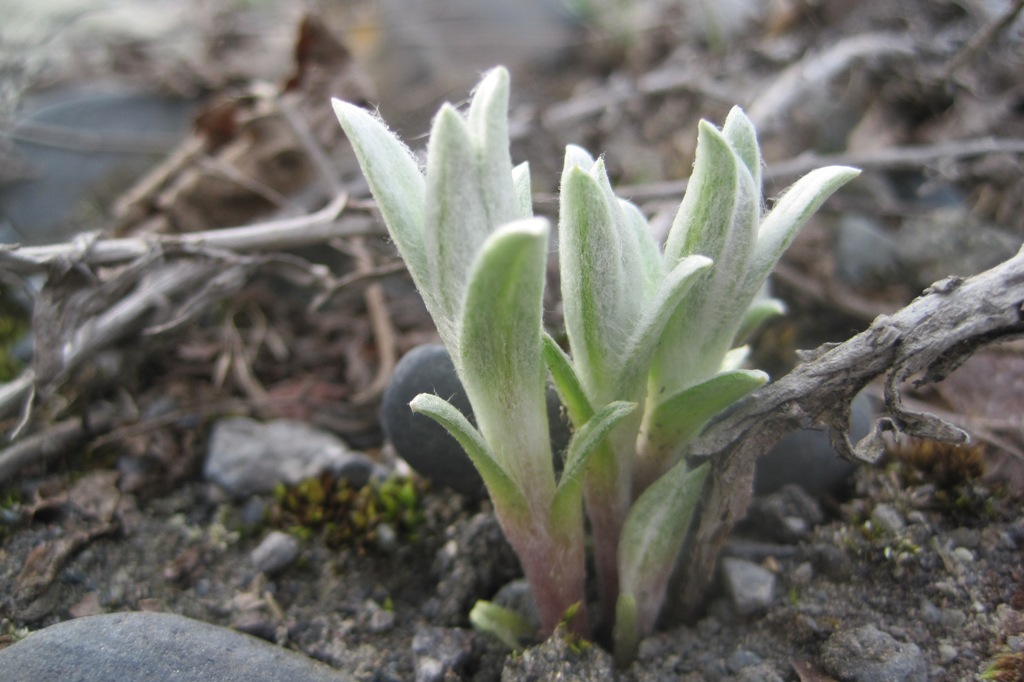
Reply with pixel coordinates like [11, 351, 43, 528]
[616, 254, 713, 398]
[734, 295, 786, 346]
[745, 165, 860, 296]
[424, 104, 492, 329]
[617, 460, 710, 640]
[641, 369, 767, 463]
[619, 199, 663, 299]
[542, 333, 594, 429]
[558, 164, 627, 401]
[331, 100, 427, 286]
[656, 119, 761, 389]
[466, 66, 519, 227]
[469, 600, 536, 651]
[663, 120, 742, 265]
[409, 393, 525, 514]
[722, 106, 762, 192]
[512, 161, 533, 219]
[563, 144, 596, 171]
[458, 219, 554, 494]
[550, 400, 637, 527]
[613, 594, 640, 669]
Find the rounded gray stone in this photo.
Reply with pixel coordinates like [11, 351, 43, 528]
[821, 624, 928, 682]
[381, 344, 570, 498]
[251, 531, 301, 574]
[204, 417, 380, 498]
[721, 557, 776, 615]
[754, 392, 872, 498]
[0, 611, 351, 682]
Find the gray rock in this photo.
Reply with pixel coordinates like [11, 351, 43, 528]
[0, 611, 350, 682]
[0, 86, 195, 246]
[204, 417, 382, 497]
[821, 624, 928, 682]
[870, 503, 906, 535]
[251, 531, 300, 574]
[742, 484, 825, 543]
[736, 664, 784, 682]
[727, 647, 762, 672]
[897, 206, 1022, 290]
[721, 557, 776, 616]
[382, 344, 570, 498]
[836, 214, 904, 287]
[492, 578, 541, 632]
[411, 626, 473, 682]
[500, 633, 615, 681]
[754, 391, 872, 498]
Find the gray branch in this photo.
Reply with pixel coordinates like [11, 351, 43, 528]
[676, 244, 1024, 617]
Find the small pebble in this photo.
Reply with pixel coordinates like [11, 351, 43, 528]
[251, 531, 300, 574]
[821, 624, 927, 682]
[937, 643, 958, 664]
[870, 503, 905, 535]
[721, 558, 776, 616]
[952, 547, 975, 563]
[205, 417, 382, 498]
[727, 648, 762, 672]
[411, 626, 473, 682]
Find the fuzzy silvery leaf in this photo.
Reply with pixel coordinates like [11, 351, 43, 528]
[743, 165, 861, 297]
[721, 106, 762, 191]
[559, 162, 633, 402]
[542, 333, 594, 429]
[512, 161, 533, 219]
[458, 219, 554, 499]
[330, 99, 429, 299]
[615, 254, 713, 399]
[409, 392, 527, 519]
[619, 199, 664, 300]
[734, 296, 786, 346]
[616, 460, 710, 653]
[551, 400, 636, 527]
[653, 119, 760, 390]
[639, 368, 767, 467]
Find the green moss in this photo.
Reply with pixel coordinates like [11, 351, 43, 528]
[982, 652, 1024, 681]
[0, 287, 29, 383]
[269, 473, 426, 552]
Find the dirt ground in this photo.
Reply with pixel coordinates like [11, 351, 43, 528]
[1, 0, 1023, 679]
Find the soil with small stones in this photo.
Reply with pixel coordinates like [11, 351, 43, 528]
[2, 0, 1024, 680]
[1, 452, 1022, 680]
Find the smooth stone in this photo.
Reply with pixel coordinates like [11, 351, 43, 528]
[897, 206, 1022, 290]
[754, 391, 872, 498]
[742, 484, 825, 543]
[204, 417, 382, 498]
[870, 503, 906, 535]
[721, 557, 776, 616]
[0, 85, 194, 245]
[251, 531, 301, 574]
[381, 344, 570, 498]
[820, 624, 927, 682]
[0, 611, 351, 682]
[411, 626, 473, 682]
[835, 214, 904, 287]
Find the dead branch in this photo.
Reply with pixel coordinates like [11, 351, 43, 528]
[944, 0, 1024, 80]
[747, 32, 916, 133]
[675, 244, 1024, 617]
[0, 193, 374, 274]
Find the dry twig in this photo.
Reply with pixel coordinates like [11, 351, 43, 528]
[676, 244, 1024, 616]
[0, 193, 366, 274]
